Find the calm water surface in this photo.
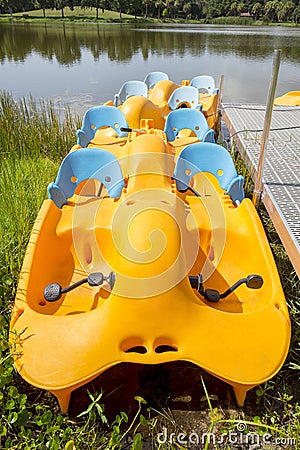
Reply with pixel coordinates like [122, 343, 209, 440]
[1, 22, 299, 115]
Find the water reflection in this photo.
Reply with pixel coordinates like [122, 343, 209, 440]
[0, 22, 299, 108]
[1, 23, 300, 65]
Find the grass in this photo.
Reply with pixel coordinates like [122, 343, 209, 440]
[0, 92, 80, 306]
[0, 93, 299, 449]
[0, 6, 137, 23]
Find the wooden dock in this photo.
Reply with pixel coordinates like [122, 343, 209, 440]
[222, 103, 300, 278]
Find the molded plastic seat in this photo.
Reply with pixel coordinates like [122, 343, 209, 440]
[76, 105, 128, 147]
[48, 148, 125, 208]
[190, 75, 219, 95]
[144, 71, 169, 89]
[114, 81, 148, 106]
[174, 142, 244, 203]
[164, 108, 215, 143]
[168, 86, 202, 110]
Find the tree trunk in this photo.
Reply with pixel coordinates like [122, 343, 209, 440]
[43, 8, 46, 18]
[61, 7, 64, 18]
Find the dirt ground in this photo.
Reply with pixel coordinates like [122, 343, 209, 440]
[68, 361, 292, 449]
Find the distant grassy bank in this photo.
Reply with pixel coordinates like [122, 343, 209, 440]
[0, 6, 299, 26]
[0, 6, 143, 23]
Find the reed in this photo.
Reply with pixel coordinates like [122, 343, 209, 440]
[0, 92, 80, 305]
[0, 91, 79, 160]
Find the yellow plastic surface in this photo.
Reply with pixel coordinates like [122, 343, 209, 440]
[274, 91, 300, 106]
[198, 92, 220, 130]
[10, 125, 290, 413]
[104, 78, 220, 133]
[120, 96, 166, 130]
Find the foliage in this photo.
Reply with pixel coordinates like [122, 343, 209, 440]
[0, 0, 300, 22]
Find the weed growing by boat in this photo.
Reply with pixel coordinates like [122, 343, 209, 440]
[0, 92, 80, 305]
[0, 157, 58, 305]
[0, 92, 79, 160]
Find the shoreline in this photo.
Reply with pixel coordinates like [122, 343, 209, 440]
[0, 14, 299, 27]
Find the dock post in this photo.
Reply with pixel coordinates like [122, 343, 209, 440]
[252, 49, 281, 208]
[217, 74, 224, 139]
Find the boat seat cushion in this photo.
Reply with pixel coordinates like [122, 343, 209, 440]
[167, 85, 202, 110]
[48, 148, 124, 208]
[114, 80, 148, 106]
[76, 105, 129, 147]
[164, 108, 215, 143]
[190, 75, 219, 95]
[174, 142, 244, 203]
[144, 71, 169, 89]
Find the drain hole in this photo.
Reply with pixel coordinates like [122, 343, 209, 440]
[124, 346, 147, 354]
[155, 345, 178, 354]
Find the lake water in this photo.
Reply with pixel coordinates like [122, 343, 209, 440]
[1, 22, 300, 115]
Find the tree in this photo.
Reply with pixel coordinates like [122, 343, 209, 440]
[94, 0, 110, 18]
[277, 0, 295, 21]
[143, 0, 152, 17]
[192, 0, 203, 19]
[38, 0, 55, 18]
[155, 0, 164, 18]
[165, 0, 175, 17]
[130, 0, 143, 18]
[0, 0, 26, 17]
[2, 0, 300, 23]
[230, 2, 238, 16]
[182, 0, 191, 18]
[114, 0, 129, 18]
[0, 0, 13, 17]
[264, 0, 280, 21]
[292, 4, 300, 22]
[251, 2, 262, 20]
[56, 0, 66, 18]
[237, 1, 245, 14]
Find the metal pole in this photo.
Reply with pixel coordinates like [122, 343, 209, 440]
[218, 74, 225, 112]
[252, 49, 281, 208]
[216, 74, 224, 140]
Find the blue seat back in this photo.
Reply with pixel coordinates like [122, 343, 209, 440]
[190, 75, 219, 95]
[48, 148, 124, 208]
[114, 80, 148, 106]
[164, 109, 215, 143]
[144, 71, 169, 89]
[76, 105, 128, 147]
[168, 86, 200, 110]
[173, 142, 244, 203]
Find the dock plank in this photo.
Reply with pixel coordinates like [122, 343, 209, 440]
[222, 103, 300, 278]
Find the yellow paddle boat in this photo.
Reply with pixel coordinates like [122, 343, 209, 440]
[274, 91, 300, 106]
[104, 72, 221, 132]
[10, 103, 290, 414]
